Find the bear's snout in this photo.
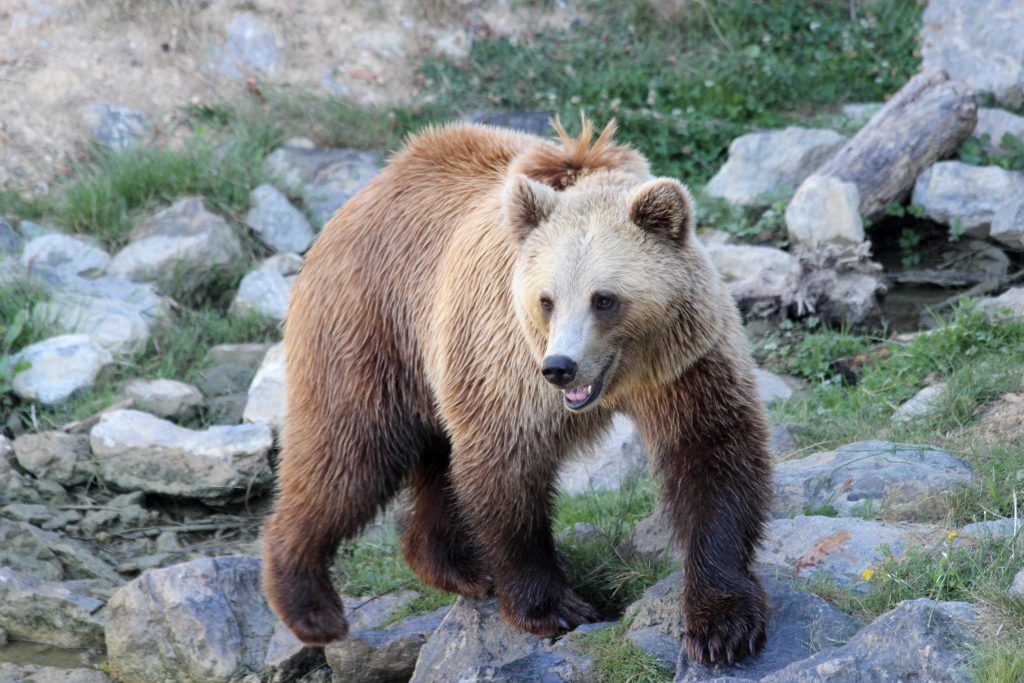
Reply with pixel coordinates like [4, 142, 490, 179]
[541, 355, 577, 386]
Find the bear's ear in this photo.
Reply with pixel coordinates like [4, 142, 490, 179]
[628, 178, 694, 244]
[504, 173, 558, 242]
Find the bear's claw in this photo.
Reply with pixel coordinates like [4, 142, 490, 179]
[683, 580, 767, 666]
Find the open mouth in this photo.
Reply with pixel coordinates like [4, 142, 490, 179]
[562, 357, 615, 411]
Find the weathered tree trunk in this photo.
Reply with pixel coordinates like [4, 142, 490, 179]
[817, 71, 978, 222]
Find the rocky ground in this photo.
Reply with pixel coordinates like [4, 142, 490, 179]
[3, 0, 1024, 681]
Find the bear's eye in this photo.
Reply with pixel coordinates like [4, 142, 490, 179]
[591, 293, 618, 312]
[539, 296, 554, 314]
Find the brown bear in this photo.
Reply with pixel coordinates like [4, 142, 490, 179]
[262, 117, 772, 665]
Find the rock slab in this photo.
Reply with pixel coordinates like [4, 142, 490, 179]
[705, 127, 846, 206]
[89, 409, 273, 503]
[106, 556, 280, 683]
[773, 440, 973, 519]
[624, 571, 860, 680]
[9, 334, 113, 405]
[0, 567, 106, 647]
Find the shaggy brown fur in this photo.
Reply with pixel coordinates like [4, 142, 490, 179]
[262, 117, 772, 665]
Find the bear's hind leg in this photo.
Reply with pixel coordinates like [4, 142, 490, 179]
[402, 436, 493, 598]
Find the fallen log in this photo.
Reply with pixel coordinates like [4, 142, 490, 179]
[816, 71, 978, 222]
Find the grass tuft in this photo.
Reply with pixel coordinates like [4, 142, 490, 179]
[577, 622, 673, 683]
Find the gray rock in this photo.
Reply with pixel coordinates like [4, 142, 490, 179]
[9, 334, 114, 405]
[977, 287, 1024, 319]
[79, 104, 147, 150]
[18, 221, 58, 241]
[0, 567, 106, 647]
[467, 110, 554, 136]
[89, 409, 274, 504]
[0, 519, 121, 585]
[559, 414, 647, 494]
[754, 369, 792, 407]
[991, 196, 1024, 250]
[262, 621, 325, 683]
[21, 234, 109, 281]
[0, 663, 111, 683]
[198, 362, 256, 426]
[79, 492, 156, 537]
[1009, 568, 1024, 598]
[263, 147, 382, 228]
[58, 274, 168, 324]
[123, 378, 204, 420]
[32, 294, 151, 356]
[2, 502, 58, 526]
[246, 184, 314, 254]
[960, 518, 1021, 538]
[0, 518, 65, 581]
[705, 244, 800, 318]
[198, 362, 257, 397]
[409, 596, 602, 683]
[230, 268, 291, 321]
[705, 127, 846, 207]
[12, 432, 95, 486]
[785, 175, 864, 247]
[911, 161, 1024, 238]
[206, 343, 275, 368]
[0, 468, 45, 507]
[243, 342, 285, 433]
[624, 506, 677, 562]
[325, 607, 450, 683]
[891, 384, 947, 424]
[259, 252, 304, 276]
[767, 424, 795, 457]
[106, 556, 302, 683]
[212, 12, 281, 80]
[760, 599, 979, 682]
[920, 0, 1024, 107]
[623, 571, 859, 680]
[758, 515, 946, 588]
[973, 107, 1024, 153]
[106, 197, 244, 291]
[773, 440, 973, 519]
[0, 218, 23, 256]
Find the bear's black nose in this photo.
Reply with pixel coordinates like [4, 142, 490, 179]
[541, 355, 577, 386]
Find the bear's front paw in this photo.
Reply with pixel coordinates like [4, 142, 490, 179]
[501, 584, 601, 637]
[684, 578, 767, 666]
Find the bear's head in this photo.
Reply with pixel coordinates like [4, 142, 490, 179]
[505, 171, 729, 412]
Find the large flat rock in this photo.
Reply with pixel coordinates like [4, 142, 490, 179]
[773, 440, 973, 519]
[89, 409, 273, 504]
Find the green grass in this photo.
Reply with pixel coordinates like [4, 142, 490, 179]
[972, 635, 1024, 683]
[798, 534, 1024, 631]
[3, 304, 280, 431]
[329, 476, 665, 623]
[768, 304, 1024, 447]
[959, 132, 1024, 172]
[554, 476, 672, 616]
[58, 121, 281, 250]
[576, 622, 673, 683]
[421, 0, 922, 182]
